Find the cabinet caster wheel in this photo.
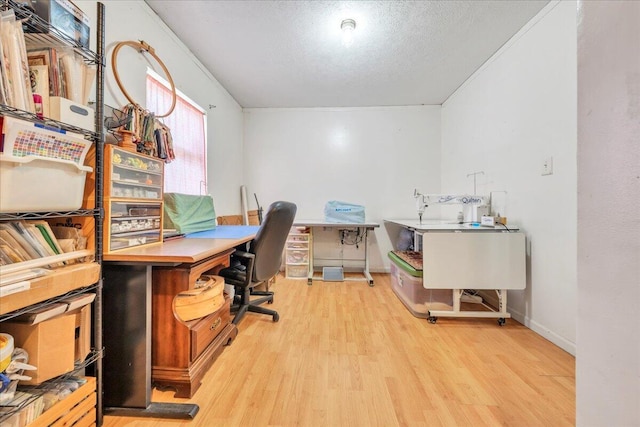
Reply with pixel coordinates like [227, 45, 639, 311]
[273, 313, 280, 322]
[428, 316, 437, 324]
[307, 279, 313, 286]
[498, 318, 506, 326]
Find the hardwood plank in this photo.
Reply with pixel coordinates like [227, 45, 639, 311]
[102, 273, 575, 427]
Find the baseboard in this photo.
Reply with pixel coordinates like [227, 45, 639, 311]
[518, 316, 576, 356]
[477, 290, 576, 356]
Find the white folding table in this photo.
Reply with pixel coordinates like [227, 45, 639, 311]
[384, 219, 526, 325]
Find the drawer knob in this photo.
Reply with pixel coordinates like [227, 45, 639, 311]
[209, 318, 221, 331]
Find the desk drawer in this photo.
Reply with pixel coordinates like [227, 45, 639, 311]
[190, 295, 230, 360]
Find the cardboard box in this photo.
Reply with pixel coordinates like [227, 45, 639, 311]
[71, 304, 91, 362]
[22, 0, 90, 49]
[216, 214, 243, 225]
[248, 210, 260, 225]
[0, 314, 75, 384]
[49, 97, 95, 131]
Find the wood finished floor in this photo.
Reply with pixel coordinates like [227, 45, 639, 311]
[102, 273, 575, 427]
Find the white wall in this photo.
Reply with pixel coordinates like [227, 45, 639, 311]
[441, 1, 577, 354]
[243, 106, 441, 271]
[76, 1, 245, 216]
[576, 1, 640, 425]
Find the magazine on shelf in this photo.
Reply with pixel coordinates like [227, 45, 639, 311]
[0, 226, 33, 262]
[0, 220, 74, 269]
[0, 222, 39, 260]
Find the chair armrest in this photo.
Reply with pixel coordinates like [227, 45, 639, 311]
[229, 251, 255, 286]
[232, 251, 255, 261]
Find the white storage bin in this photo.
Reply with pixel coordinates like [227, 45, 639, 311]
[286, 249, 309, 264]
[0, 154, 91, 212]
[49, 97, 95, 131]
[288, 233, 309, 242]
[286, 264, 308, 279]
[390, 261, 452, 318]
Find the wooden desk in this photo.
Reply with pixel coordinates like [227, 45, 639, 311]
[102, 227, 257, 419]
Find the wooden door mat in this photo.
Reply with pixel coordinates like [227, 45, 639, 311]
[391, 250, 423, 271]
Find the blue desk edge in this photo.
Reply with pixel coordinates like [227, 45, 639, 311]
[186, 225, 260, 239]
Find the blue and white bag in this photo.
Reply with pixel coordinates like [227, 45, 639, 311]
[324, 200, 365, 223]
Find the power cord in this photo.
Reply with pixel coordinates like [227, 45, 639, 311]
[339, 228, 364, 248]
[496, 222, 512, 232]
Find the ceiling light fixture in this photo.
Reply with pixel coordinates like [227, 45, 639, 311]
[341, 18, 356, 47]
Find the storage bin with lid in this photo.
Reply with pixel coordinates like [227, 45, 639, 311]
[0, 154, 91, 212]
[0, 117, 92, 213]
[389, 253, 452, 318]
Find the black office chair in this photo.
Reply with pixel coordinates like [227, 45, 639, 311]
[219, 201, 297, 325]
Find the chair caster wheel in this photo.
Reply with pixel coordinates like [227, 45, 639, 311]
[273, 313, 280, 322]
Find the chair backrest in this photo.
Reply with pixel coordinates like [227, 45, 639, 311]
[249, 201, 297, 282]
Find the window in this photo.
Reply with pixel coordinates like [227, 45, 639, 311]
[146, 70, 207, 195]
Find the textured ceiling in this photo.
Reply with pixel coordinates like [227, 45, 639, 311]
[145, 0, 549, 108]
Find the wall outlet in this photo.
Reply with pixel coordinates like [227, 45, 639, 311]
[542, 156, 553, 175]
